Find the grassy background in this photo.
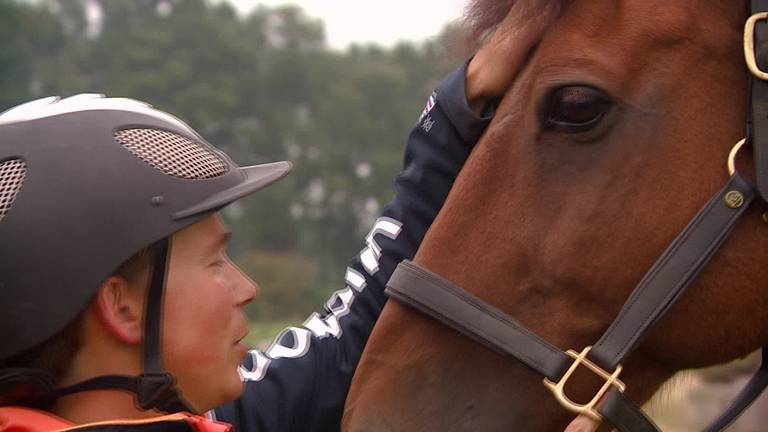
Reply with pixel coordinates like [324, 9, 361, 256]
[244, 320, 298, 351]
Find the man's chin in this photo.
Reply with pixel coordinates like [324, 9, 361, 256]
[225, 372, 248, 401]
[217, 380, 247, 407]
[190, 372, 247, 412]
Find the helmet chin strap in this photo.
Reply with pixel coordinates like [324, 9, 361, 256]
[47, 237, 194, 413]
[134, 236, 193, 413]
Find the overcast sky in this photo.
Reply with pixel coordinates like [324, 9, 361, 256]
[225, 0, 470, 50]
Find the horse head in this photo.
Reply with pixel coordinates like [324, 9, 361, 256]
[343, 0, 768, 430]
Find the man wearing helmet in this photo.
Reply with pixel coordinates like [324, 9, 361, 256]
[0, 8, 557, 431]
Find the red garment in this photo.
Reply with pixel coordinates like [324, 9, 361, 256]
[0, 407, 231, 432]
[0, 407, 71, 431]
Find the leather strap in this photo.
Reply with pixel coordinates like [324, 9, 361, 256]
[703, 347, 768, 432]
[589, 174, 755, 370]
[751, 0, 768, 200]
[386, 172, 763, 431]
[597, 388, 660, 432]
[387, 262, 660, 431]
[386, 262, 571, 381]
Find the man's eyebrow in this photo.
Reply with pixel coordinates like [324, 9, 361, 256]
[208, 231, 232, 253]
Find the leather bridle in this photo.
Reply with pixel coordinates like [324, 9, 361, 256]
[384, 2, 768, 431]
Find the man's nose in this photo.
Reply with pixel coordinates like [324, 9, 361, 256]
[231, 261, 259, 305]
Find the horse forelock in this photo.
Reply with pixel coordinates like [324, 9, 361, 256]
[465, 0, 744, 46]
[464, 0, 515, 41]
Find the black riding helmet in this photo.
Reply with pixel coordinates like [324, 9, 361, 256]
[0, 94, 291, 411]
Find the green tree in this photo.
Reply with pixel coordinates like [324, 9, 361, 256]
[0, 0, 67, 108]
[1, 0, 464, 320]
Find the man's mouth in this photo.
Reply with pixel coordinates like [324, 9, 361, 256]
[234, 323, 251, 347]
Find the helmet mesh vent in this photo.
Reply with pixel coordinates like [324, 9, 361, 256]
[0, 159, 27, 223]
[114, 129, 228, 179]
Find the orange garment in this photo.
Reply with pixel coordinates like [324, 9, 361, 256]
[0, 407, 71, 431]
[0, 407, 231, 432]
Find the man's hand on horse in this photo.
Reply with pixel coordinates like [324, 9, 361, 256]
[466, 0, 561, 115]
[564, 415, 602, 432]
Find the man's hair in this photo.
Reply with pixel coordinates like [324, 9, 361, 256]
[0, 247, 154, 391]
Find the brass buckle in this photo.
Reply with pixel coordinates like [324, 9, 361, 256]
[745, 13, 768, 80]
[542, 346, 626, 421]
[728, 138, 746, 176]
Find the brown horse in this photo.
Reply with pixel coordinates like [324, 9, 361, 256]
[342, 0, 768, 430]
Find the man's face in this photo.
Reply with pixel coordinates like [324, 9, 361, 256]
[160, 214, 258, 412]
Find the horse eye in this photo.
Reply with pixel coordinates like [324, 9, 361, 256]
[543, 86, 612, 133]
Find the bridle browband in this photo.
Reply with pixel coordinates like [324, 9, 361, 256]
[384, 2, 768, 431]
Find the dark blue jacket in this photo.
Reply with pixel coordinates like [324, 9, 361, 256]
[213, 61, 493, 431]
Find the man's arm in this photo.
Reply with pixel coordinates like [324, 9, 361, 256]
[214, 61, 495, 432]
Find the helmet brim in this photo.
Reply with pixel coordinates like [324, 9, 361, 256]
[173, 161, 292, 220]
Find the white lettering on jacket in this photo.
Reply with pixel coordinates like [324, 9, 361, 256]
[360, 217, 403, 274]
[241, 217, 403, 382]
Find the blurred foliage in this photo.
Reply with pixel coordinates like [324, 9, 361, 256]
[244, 320, 295, 350]
[237, 250, 320, 320]
[1, 0, 468, 319]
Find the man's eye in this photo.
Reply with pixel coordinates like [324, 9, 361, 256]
[542, 86, 612, 133]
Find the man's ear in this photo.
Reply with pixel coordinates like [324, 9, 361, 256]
[93, 276, 144, 344]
